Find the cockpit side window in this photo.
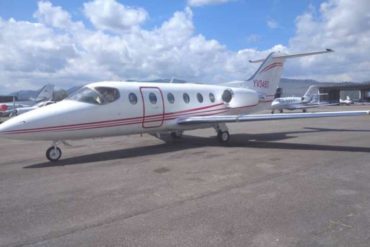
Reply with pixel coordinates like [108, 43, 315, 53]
[95, 87, 120, 104]
[68, 87, 103, 105]
[68, 86, 120, 105]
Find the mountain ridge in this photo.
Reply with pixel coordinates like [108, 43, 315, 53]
[3, 78, 368, 100]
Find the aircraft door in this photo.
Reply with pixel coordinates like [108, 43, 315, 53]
[140, 87, 165, 128]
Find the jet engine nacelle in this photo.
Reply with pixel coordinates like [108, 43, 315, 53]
[226, 88, 259, 109]
[301, 96, 312, 103]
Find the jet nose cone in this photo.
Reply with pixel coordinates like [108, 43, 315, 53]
[0, 122, 10, 138]
[0, 118, 26, 139]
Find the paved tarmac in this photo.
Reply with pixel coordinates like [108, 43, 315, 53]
[0, 106, 370, 247]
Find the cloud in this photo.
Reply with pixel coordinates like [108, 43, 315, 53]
[83, 0, 148, 32]
[246, 34, 261, 44]
[1, 0, 370, 93]
[287, 0, 370, 82]
[0, 2, 271, 92]
[187, 0, 233, 7]
[267, 18, 279, 29]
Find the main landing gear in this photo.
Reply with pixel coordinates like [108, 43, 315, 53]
[271, 109, 284, 114]
[170, 130, 183, 139]
[46, 142, 62, 162]
[215, 123, 230, 143]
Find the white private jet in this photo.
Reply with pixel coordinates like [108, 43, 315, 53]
[0, 49, 369, 162]
[271, 85, 331, 113]
[0, 84, 54, 117]
[340, 96, 354, 105]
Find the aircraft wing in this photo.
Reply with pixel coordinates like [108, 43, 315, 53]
[285, 103, 338, 110]
[177, 110, 370, 125]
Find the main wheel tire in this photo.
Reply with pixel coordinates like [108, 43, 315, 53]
[303, 109, 307, 113]
[217, 131, 230, 143]
[170, 131, 183, 139]
[46, 147, 62, 162]
[279, 109, 283, 113]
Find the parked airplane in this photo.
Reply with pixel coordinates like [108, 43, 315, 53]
[11, 101, 55, 116]
[0, 49, 369, 162]
[0, 84, 54, 117]
[271, 85, 330, 113]
[340, 96, 353, 105]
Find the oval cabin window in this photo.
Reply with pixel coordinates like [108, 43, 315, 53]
[129, 93, 138, 105]
[149, 93, 157, 104]
[167, 93, 175, 104]
[209, 93, 215, 103]
[197, 93, 203, 103]
[183, 93, 190, 104]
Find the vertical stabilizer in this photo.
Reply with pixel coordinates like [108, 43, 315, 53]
[246, 53, 285, 99]
[245, 49, 333, 101]
[35, 84, 54, 102]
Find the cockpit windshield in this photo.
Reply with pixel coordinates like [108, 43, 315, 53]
[68, 86, 120, 105]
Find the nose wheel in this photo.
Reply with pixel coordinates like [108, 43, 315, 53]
[46, 146, 62, 162]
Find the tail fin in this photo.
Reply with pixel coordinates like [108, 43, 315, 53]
[302, 85, 329, 103]
[246, 49, 333, 100]
[35, 84, 54, 102]
[303, 85, 319, 97]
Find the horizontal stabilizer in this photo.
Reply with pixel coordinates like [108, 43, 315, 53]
[177, 110, 369, 125]
[249, 49, 333, 63]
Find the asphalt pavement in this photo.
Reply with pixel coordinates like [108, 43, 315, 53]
[0, 105, 369, 247]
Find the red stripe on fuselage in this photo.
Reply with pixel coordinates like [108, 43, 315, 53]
[3, 103, 262, 135]
[4, 103, 223, 133]
[5, 109, 230, 134]
[3, 103, 226, 135]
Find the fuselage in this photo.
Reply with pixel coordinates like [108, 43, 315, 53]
[0, 81, 273, 141]
[271, 96, 313, 110]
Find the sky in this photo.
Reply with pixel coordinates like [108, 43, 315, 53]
[0, 0, 369, 92]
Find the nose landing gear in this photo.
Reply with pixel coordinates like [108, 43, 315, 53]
[46, 142, 62, 162]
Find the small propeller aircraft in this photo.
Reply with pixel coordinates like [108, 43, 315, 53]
[271, 85, 332, 113]
[10, 100, 55, 116]
[0, 49, 368, 162]
[0, 84, 54, 117]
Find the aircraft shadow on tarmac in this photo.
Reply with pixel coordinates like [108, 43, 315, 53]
[24, 127, 370, 168]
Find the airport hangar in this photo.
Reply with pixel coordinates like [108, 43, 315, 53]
[317, 82, 370, 103]
[0, 96, 17, 102]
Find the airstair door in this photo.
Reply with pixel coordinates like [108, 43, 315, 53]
[140, 87, 165, 128]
